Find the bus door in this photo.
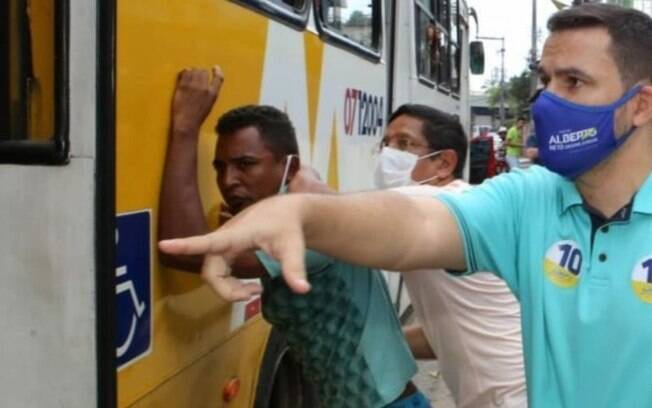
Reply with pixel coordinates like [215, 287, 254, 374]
[0, 0, 116, 406]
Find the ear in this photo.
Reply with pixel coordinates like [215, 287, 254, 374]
[632, 85, 652, 127]
[287, 155, 301, 181]
[434, 150, 458, 179]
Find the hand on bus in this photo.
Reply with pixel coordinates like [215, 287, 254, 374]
[171, 66, 224, 136]
[159, 194, 312, 295]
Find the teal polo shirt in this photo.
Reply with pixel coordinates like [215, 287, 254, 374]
[438, 165, 652, 408]
[255, 250, 417, 408]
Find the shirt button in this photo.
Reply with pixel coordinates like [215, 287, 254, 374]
[599, 253, 607, 262]
[601, 226, 609, 233]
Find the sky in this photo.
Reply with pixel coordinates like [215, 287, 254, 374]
[466, 0, 561, 92]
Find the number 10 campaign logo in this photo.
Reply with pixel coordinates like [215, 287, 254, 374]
[632, 255, 652, 303]
[544, 240, 583, 288]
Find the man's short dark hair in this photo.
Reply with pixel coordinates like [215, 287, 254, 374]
[216, 105, 299, 159]
[389, 104, 468, 179]
[548, 3, 652, 87]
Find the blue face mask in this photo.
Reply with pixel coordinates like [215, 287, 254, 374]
[532, 85, 642, 179]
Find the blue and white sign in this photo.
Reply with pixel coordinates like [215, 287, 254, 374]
[116, 210, 152, 370]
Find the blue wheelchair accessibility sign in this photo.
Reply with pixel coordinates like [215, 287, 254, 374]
[116, 211, 152, 370]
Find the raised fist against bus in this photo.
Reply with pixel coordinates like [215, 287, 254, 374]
[171, 66, 224, 136]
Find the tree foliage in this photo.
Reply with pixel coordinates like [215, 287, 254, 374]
[484, 69, 534, 119]
[345, 10, 370, 27]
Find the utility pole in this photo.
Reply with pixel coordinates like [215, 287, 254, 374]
[477, 36, 506, 125]
[499, 37, 506, 125]
[530, 0, 539, 94]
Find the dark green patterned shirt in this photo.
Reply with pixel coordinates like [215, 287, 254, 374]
[256, 250, 417, 408]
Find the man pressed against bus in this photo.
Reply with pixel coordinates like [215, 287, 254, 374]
[160, 4, 652, 407]
[158, 67, 429, 407]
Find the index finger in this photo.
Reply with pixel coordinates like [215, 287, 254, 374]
[158, 232, 231, 256]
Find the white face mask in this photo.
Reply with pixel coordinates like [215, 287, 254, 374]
[373, 146, 441, 188]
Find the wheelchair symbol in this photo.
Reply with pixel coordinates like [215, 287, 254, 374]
[116, 263, 146, 358]
[115, 226, 149, 360]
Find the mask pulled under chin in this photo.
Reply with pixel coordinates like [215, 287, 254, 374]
[374, 146, 440, 188]
[532, 84, 642, 179]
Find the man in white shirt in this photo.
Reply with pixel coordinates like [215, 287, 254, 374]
[375, 104, 526, 407]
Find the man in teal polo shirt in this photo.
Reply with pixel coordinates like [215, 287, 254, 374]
[437, 164, 652, 407]
[160, 4, 652, 407]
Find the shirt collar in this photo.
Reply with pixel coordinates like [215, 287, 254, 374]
[558, 177, 583, 215]
[558, 172, 652, 215]
[633, 172, 652, 214]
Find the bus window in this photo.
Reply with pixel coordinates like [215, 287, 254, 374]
[415, 1, 437, 83]
[415, 0, 461, 93]
[436, 27, 451, 88]
[0, 0, 66, 164]
[237, 0, 309, 28]
[315, 0, 382, 58]
[275, 0, 307, 11]
[450, 0, 461, 92]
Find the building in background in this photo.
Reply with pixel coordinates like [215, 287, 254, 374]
[471, 92, 515, 135]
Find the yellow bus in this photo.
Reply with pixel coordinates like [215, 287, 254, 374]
[0, 0, 479, 406]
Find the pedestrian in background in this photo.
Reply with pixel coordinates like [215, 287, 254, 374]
[505, 117, 526, 170]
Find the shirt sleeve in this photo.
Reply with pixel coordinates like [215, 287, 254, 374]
[255, 249, 335, 279]
[437, 169, 533, 292]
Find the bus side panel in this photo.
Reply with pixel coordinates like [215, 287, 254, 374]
[308, 43, 386, 192]
[116, 1, 273, 406]
[256, 25, 387, 193]
[129, 318, 271, 408]
[0, 163, 97, 407]
[0, 1, 99, 404]
[458, 1, 472, 138]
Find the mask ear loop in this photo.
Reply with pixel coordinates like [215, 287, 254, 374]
[279, 154, 296, 191]
[613, 84, 644, 147]
[416, 174, 441, 185]
[529, 88, 544, 104]
[414, 150, 444, 184]
[417, 150, 442, 161]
